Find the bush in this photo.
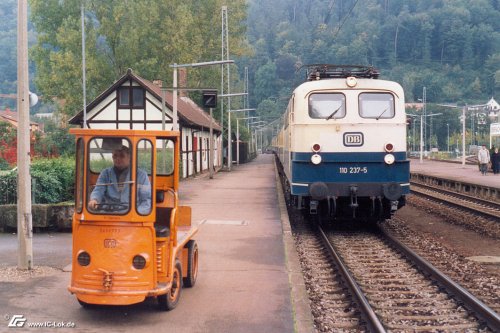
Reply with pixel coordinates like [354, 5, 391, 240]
[0, 157, 10, 170]
[0, 157, 75, 204]
[31, 157, 75, 203]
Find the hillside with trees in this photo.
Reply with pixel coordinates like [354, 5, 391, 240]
[0, 0, 499, 150]
[243, 0, 500, 150]
[244, 0, 500, 118]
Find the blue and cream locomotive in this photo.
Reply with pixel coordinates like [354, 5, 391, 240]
[274, 65, 409, 222]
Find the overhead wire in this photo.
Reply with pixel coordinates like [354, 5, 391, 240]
[332, 0, 360, 40]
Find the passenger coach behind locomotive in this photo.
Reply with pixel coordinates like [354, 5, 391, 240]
[274, 65, 409, 222]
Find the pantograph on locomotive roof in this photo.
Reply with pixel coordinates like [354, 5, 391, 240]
[301, 64, 380, 81]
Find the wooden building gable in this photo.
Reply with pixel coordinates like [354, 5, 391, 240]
[69, 68, 221, 133]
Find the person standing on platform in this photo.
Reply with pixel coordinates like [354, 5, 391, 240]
[478, 145, 490, 175]
[491, 148, 500, 174]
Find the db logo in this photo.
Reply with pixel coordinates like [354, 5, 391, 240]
[343, 132, 364, 146]
[104, 239, 117, 248]
[8, 315, 27, 327]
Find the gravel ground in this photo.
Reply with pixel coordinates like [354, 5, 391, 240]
[0, 264, 60, 282]
[290, 192, 500, 332]
[387, 196, 500, 313]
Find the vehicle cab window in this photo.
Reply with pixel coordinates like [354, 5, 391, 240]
[136, 139, 153, 215]
[359, 93, 395, 119]
[309, 93, 346, 119]
[75, 138, 84, 213]
[156, 139, 175, 175]
[87, 137, 133, 214]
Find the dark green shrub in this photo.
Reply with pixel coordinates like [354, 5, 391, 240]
[0, 157, 75, 204]
[31, 157, 75, 203]
[0, 157, 10, 170]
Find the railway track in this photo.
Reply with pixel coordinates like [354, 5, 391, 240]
[410, 181, 500, 220]
[320, 225, 500, 332]
[291, 213, 368, 332]
[291, 210, 500, 332]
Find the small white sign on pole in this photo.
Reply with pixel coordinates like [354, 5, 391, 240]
[490, 123, 500, 148]
[491, 123, 500, 136]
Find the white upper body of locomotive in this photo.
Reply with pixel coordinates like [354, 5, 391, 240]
[277, 69, 406, 179]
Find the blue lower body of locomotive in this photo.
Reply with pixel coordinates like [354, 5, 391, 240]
[284, 152, 409, 221]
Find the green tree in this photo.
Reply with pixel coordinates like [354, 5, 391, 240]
[246, 0, 500, 108]
[30, 0, 249, 118]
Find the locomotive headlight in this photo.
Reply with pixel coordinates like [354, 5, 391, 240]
[384, 154, 395, 165]
[384, 142, 395, 152]
[311, 154, 322, 165]
[346, 76, 357, 87]
[311, 143, 321, 152]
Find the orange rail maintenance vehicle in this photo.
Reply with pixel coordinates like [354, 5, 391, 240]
[68, 129, 198, 310]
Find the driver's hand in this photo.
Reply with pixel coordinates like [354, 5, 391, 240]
[88, 199, 98, 210]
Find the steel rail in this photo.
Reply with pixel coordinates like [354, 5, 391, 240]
[411, 181, 500, 210]
[317, 225, 387, 333]
[411, 185, 500, 221]
[380, 226, 500, 332]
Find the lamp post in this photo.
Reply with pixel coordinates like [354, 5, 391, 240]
[236, 116, 259, 164]
[408, 112, 440, 163]
[462, 106, 466, 165]
[169, 60, 234, 131]
[420, 87, 427, 149]
[407, 112, 425, 163]
[251, 123, 267, 153]
[407, 114, 418, 153]
[426, 113, 442, 151]
[223, 103, 250, 171]
[447, 123, 450, 153]
[439, 103, 487, 166]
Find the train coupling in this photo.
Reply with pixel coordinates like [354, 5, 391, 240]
[390, 200, 399, 212]
[349, 185, 359, 209]
[309, 200, 319, 215]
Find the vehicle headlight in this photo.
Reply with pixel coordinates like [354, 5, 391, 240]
[384, 154, 395, 165]
[311, 154, 322, 165]
[77, 251, 91, 266]
[132, 254, 148, 270]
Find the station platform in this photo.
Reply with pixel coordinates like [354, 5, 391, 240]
[174, 153, 311, 332]
[0, 154, 313, 333]
[410, 158, 500, 201]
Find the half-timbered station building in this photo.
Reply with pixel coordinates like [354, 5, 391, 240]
[69, 69, 222, 178]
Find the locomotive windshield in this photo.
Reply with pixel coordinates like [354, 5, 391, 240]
[309, 93, 345, 119]
[359, 93, 395, 119]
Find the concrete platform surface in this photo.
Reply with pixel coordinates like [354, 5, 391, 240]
[0, 154, 309, 333]
[410, 159, 500, 189]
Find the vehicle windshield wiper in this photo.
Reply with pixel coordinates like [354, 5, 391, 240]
[326, 104, 343, 120]
[375, 108, 388, 120]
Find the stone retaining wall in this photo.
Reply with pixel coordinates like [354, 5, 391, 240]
[0, 203, 74, 232]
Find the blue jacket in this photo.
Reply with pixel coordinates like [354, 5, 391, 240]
[90, 167, 151, 214]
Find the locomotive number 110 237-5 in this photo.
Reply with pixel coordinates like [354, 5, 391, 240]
[339, 167, 368, 174]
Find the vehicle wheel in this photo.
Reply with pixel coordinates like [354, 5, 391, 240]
[183, 240, 198, 288]
[158, 258, 182, 311]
